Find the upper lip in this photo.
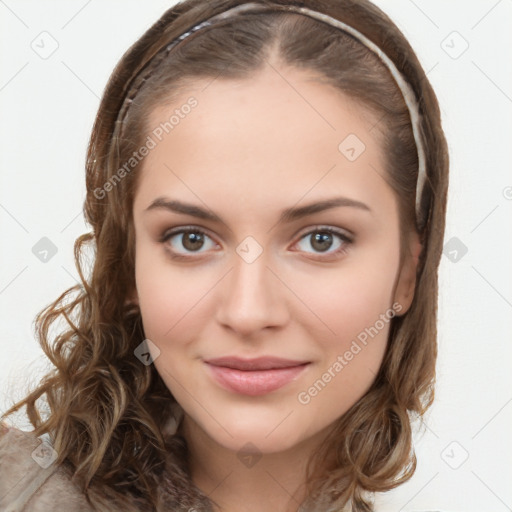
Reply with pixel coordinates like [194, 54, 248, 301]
[204, 356, 310, 371]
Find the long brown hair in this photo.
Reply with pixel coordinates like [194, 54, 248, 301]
[1, 1, 449, 510]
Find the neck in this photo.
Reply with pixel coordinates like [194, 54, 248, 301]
[180, 415, 330, 512]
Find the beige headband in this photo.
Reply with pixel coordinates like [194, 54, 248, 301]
[116, 2, 427, 226]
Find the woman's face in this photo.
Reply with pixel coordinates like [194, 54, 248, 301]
[131, 63, 420, 455]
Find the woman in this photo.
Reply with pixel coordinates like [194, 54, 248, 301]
[0, 0, 448, 510]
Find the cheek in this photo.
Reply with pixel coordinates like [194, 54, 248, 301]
[294, 284, 393, 422]
[290, 249, 398, 341]
[290, 254, 398, 413]
[134, 246, 216, 341]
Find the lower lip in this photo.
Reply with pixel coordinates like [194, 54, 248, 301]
[205, 362, 310, 396]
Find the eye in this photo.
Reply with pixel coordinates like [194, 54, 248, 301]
[160, 227, 218, 259]
[159, 225, 353, 261]
[292, 226, 353, 259]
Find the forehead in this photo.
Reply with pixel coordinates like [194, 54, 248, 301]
[134, 64, 393, 221]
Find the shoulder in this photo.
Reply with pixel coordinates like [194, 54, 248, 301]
[0, 420, 94, 511]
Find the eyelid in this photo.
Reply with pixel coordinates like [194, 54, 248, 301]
[289, 225, 353, 259]
[160, 224, 354, 241]
[160, 225, 217, 243]
[294, 224, 354, 242]
[160, 223, 354, 258]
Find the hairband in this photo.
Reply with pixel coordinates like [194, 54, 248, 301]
[116, 2, 427, 226]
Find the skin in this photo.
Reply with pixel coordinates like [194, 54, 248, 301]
[130, 58, 421, 512]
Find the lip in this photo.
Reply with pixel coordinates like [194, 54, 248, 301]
[204, 356, 309, 371]
[204, 357, 310, 396]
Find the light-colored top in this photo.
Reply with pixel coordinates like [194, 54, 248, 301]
[0, 420, 446, 512]
[0, 421, 94, 511]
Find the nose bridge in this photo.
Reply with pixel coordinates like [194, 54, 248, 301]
[215, 242, 287, 335]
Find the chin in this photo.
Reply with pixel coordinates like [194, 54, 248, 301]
[202, 413, 309, 455]
[227, 431, 301, 455]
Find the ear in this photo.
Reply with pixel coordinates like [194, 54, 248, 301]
[393, 231, 422, 315]
[125, 286, 139, 307]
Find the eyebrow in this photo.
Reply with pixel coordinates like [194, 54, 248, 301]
[145, 196, 371, 224]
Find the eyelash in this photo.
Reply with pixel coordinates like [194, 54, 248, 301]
[159, 225, 353, 261]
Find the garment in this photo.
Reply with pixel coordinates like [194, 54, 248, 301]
[0, 414, 191, 512]
[0, 410, 209, 512]
[0, 422, 94, 511]
[0, 421, 443, 512]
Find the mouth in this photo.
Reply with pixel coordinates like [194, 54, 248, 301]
[204, 356, 311, 396]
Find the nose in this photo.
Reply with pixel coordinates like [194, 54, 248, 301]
[215, 249, 289, 338]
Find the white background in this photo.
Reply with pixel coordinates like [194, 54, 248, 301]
[0, 1, 511, 511]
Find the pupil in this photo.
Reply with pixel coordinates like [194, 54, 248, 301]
[312, 232, 332, 252]
[180, 232, 334, 253]
[183, 232, 204, 251]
